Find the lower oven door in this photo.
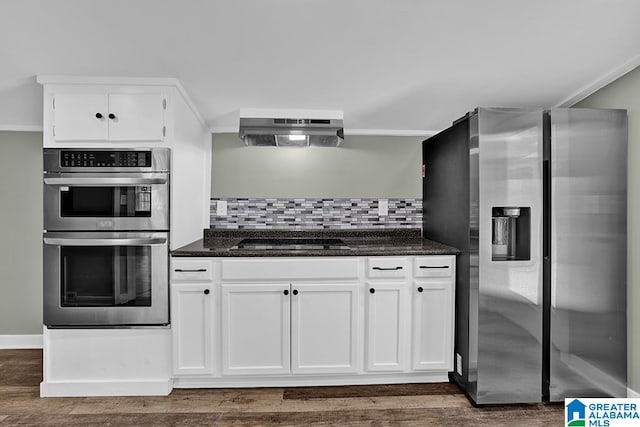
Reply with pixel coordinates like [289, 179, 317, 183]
[43, 231, 169, 327]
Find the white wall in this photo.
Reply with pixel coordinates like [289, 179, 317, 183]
[574, 65, 640, 394]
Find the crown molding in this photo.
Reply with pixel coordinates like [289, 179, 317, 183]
[344, 129, 437, 137]
[555, 52, 640, 107]
[174, 80, 208, 129]
[36, 75, 179, 86]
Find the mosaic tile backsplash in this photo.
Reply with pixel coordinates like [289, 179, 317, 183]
[210, 198, 422, 229]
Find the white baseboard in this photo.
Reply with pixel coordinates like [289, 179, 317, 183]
[628, 387, 640, 398]
[40, 379, 173, 397]
[0, 334, 43, 349]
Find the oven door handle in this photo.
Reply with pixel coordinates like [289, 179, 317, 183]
[43, 237, 167, 246]
[43, 174, 167, 186]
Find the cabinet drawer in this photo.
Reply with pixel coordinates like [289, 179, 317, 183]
[221, 258, 359, 281]
[171, 259, 213, 282]
[414, 256, 453, 278]
[367, 258, 409, 278]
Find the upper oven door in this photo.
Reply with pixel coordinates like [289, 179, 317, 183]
[43, 172, 169, 231]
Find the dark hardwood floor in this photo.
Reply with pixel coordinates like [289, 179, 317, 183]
[0, 349, 563, 426]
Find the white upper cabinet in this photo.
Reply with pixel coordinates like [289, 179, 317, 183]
[53, 94, 109, 141]
[52, 92, 165, 143]
[107, 93, 165, 141]
[36, 77, 199, 149]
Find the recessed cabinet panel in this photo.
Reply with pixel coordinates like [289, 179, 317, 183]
[171, 284, 214, 376]
[291, 284, 359, 374]
[222, 284, 290, 375]
[54, 94, 109, 141]
[367, 257, 409, 278]
[366, 283, 409, 372]
[412, 281, 454, 371]
[221, 258, 359, 281]
[172, 259, 213, 282]
[108, 93, 164, 141]
[413, 256, 454, 278]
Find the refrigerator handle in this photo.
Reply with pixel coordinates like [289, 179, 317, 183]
[543, 159, 550, 259]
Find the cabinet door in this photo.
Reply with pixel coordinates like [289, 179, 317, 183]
[222, 284, 290, 375]
[53, 93, 109, 141]
[171, 283, 214, 375]
[108, 93, 165, 141]
[412, 280, 454, 371]
[291, 283, 359, 374]
[365, 282, 410, 372]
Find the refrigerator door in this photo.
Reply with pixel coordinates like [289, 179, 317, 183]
[474, 107, 544, 404]
[549, 108, 627, 400]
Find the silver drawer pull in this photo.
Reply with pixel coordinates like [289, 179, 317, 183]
[419, 265, 449, 269]
[372, 266, 403, 271]
[174, 268, 207, 273]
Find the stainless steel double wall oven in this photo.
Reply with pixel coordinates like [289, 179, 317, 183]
[43, 148, 171, 327]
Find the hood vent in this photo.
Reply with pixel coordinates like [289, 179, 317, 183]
[239, 110, 344, 147]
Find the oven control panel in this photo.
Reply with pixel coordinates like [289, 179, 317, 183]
[60, 151, 152, 168]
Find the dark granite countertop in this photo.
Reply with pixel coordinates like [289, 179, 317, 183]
[171, 229, 460, 257]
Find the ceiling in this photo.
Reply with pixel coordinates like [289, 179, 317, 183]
[1, 0, 639, 135]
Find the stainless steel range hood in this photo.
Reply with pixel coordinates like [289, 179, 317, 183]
[238, 109, 344, 147]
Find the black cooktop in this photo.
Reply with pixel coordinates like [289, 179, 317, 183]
[230, 238, 350, 251]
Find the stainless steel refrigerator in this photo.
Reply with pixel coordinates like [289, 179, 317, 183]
[422, 107, 627, 404]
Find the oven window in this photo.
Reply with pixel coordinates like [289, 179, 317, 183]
[60, 186, 152, 217]
[60, 246, 152, 307]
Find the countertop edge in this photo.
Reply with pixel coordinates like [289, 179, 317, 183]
[171, 238, 461, 258]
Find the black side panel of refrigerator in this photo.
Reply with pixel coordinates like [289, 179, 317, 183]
[422, 118, 470, 387]
[542, 112, 551, 401]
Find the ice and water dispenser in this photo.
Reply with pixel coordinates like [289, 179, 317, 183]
[491, 207, 531, 261]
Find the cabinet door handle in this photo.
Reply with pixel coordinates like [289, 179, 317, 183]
[417, 287, 424, 293]
[203, 289, 210, 295]
[283, 289, 289, 296]
[369, 288, 376, 294]
[372, 266, 403, 271]
[292, 289, 299, 295]
[419, 265, 449, 269]
[108, 113, 117, 120]
[95, 113, 104, 119]
[174, 268, 207, 272]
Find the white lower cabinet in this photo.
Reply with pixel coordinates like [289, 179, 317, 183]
[170, 255, 456, 386]
[291, 283, 359, 374]
[411, 280, 454, 371]
[171, 283, 214, 375]
[221, 282, 359, 376]
[221, 284, 290, 375]
[171, 259, 215, 376]
[365, 282, 410, 372]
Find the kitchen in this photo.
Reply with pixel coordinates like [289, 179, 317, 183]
[1, 1, 640, 425]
